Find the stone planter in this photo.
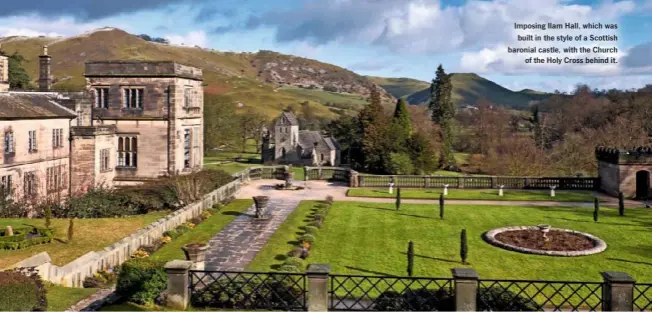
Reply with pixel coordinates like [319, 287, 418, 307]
[253, 196, 270, 218]
[182, 243, 209, 263]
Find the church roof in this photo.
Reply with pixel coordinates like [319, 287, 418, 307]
[276, 111, 298, 126]
[299, 130, 339, 151]
[0, 92, 77, 119]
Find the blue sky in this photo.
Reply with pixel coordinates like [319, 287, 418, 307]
[0, 0, 651, 92]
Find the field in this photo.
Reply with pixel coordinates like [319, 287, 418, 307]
[347, 188, 597, 202]
[248, 201, 652, 282]
[0, 211, 168, 269]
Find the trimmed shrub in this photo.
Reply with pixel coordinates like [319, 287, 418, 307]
[299, 234, 316, 244]
[163, 229, 180, 239]
[477, 286, 539, 311]
[304, 226, 318, 235]
[191, 275, 304, 309]
[439, 194, 444, 220]
[278, 264, 302, 272]
[375, 289, 454, 311]
[283, 257, 305, 269]
[68, 218, 74, 242]
[407, 241, 414, 276]
[325, 195, 334, 205]
[0, 269, 47, 311]
[618, 192, 625, 216]
[312, 214, 325, 223]
[309, 220, 323, 228]
[44, 205, 52, 229]
[593, 198, 599, 222]
[396, 187, 401, 210]
[287, 247, 303, 258]
[0, 227, 54, 250]
[116, 258, 167, 305]
[460, 229, 468, 264]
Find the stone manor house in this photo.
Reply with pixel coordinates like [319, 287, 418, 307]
[0, 47, 204, 203]
[261, 112, 341, 166]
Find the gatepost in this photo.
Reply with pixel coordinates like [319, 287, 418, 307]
[307, 264, 331, 311]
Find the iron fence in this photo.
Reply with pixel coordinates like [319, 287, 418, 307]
[357, 175, 597, 190]
[189, 270, 307, 311]
[329, 274, 454, 311]
[306, 167, 351, 181]
[477, 279, 603, 311]
[635, 283, 652, 311]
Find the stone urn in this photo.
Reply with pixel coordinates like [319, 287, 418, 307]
[253, 196, 270, 218]
[182, 243, 209, 263]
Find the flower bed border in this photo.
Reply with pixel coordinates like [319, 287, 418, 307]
[483, 226, 607, 257]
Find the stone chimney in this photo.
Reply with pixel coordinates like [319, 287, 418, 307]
[0, 44, 8, 92]
[39, 45, 52, 92]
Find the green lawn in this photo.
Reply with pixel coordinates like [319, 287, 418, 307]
[151, 200, 253, 262]
[248, 201, 652, 282]
[45, 284, 98, 311]
[347, 188, 597, 202]
[0, 211, 168, 269]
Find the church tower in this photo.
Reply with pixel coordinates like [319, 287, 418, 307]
[274, 112, 299, 161]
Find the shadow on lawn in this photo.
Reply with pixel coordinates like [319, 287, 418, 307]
[345, 266, 396, 276]
[358, 205, 431, 219]
[399, 252, 459, 264]
[607, 257, 652, 267]
[221, 211, 247, 216]
[544, 216, 643, 227]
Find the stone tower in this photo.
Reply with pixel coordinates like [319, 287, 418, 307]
[0, 44, 8, 92]
[274, 112, 299, 161]
[39, 46, 52, 92]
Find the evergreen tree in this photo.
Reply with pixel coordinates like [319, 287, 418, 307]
[396, 187, 401, 210]
[407, 241, 414, 277]
[429, 65, 456, 169]
[0, 50, 32, 90]
[460, 229, 468, 264]
[392, 98, 412, 142]
[44, 205, 52, 229]
[67, 218, 74, 242]
[439, 194, 444, 220]
[359, 86, 388, 172]
[618, 192, 625, 216]
[532, 106, 544, 147]
[593, 198, 599, 222]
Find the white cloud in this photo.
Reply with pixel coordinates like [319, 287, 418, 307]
[0, 15, 100, 38]
[164, 30, 208, 48]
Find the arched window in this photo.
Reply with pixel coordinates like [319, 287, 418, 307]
[281, 147, 286, 159]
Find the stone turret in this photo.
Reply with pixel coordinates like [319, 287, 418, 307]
[39, 45, 52, 92]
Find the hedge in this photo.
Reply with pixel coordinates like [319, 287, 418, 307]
[116, 258, 167, 305]
[0, 270, 47, 311]
[0, 227, 53, 250]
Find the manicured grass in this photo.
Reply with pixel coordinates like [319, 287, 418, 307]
[347, 188, 597, 202]
[45, 284, 98, 311]
[150, 200, 253, 262]
[0, 212, 168, 269]
[248, 201, 652, 282]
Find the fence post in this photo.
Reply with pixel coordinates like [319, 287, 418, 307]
[601, 271, 635, 311]
[164, 260, 194, 310]
[452, 268, 478, 311]
[306, 264, 331, 311]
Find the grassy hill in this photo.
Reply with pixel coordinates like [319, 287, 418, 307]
[404, 73, 550, 109]
[0, 28, 395, 119]
[366, 76, 430, 99]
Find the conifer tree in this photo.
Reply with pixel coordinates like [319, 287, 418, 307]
[429, 65, 456, 169]
[593, 198, 599, 222]
[392, 98, 412, 143]
[359, 86, 388, 172]
[460, 229, 468, 264]
[396, 187, 401, 210]
[439, 194, 444, 220]
[44, 205, 52, 229]
[618, 192, 625, 216]
[407, 241, 414, 277]
[68, 218, 74, 242]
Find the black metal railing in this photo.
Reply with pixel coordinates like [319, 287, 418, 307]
[329, 274, 454, 311]
[189, 270, 307, 311]
[635, 283, 652, 311]
[477, 279, 603, 311]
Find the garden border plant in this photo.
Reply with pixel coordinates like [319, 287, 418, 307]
[281, 195, 334, 272]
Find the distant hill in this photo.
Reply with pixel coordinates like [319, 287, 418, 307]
[366, 76, 430, 99]
[0, 28, 395, 119]
[402, 73, 550, 109]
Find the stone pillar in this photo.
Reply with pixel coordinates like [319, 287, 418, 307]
[491, 177, 497, 188]
[601, 271, 635, 312]
[306, 264, 331, 312]
[164, 260, 194, 310]
[452, 268, 478, 311]
[304, 167, 309, 181]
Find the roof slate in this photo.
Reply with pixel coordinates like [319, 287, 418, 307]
[0, 92, 77, 119]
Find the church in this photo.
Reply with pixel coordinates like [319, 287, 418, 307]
[261, 112, 341, 166]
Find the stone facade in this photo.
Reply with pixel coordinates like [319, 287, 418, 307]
[261, 112, 341, 166]
[0, 117, 73, 204]
[596, 146, 652, 198]
[0, 48, 205, 204]
[0, 54, 8, 92]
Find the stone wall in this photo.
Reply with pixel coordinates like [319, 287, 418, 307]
[0, 55, 8, 92]
[598, 160, 621, 197]
[11, 176, 245, 287]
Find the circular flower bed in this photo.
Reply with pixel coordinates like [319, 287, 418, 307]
[483, 226, 606, 256]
